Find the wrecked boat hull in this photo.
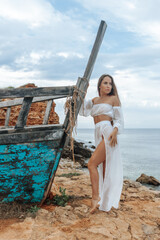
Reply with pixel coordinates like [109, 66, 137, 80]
[0, 141, 63, 203]
[0, 20, 107, 204]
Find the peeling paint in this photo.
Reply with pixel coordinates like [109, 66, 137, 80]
[0, 141, 60, 203]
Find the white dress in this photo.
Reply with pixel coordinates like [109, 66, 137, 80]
[79, 99, 124, 212]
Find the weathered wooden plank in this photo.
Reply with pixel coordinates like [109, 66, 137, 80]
[15, 97, 33, 129]
[0, 86, 74, 98]
[0, 128, 64, 145]
[0, 123, 63, 133]
[83, 20, 107, 79]
[0, 95, 67, 108]
[41, 148, 62, 205]
[5, 107, 11, 127]
[43, 100, 53, 125]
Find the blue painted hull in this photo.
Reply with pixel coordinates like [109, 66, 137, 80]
[0, 141, 62, 203]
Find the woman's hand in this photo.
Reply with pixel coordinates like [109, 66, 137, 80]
[108, 127, 118, 147]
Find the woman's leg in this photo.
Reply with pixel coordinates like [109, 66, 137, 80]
[88, 138, 106, 212]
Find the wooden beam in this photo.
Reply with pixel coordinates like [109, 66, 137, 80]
[5, 107, 11, 127]
[0, 95, 68, 108]
[0, 128, 64, 145]
[0, 86, 74, 99]
[0, 124, 63, 134]
[43, 100, 53, 125]
[15, 97, 33, 129]
[83, 20, 107, 80]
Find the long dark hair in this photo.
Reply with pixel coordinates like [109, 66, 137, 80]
[97, 74, 121, 105]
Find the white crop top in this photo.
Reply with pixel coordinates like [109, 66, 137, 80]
[79, 99, 124, 134]
[91, 103, 114, 118]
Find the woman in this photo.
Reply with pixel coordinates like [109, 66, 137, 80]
[79, 74, 124, 213]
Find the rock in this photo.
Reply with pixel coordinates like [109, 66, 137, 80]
[74, 154, 87, 168]
[91, 145, 95, 149]
[0, 217, 35, 240]
[74, 140, 92, 158]
[73, 162, 81, 169]
[19, 83, 37, 88]
[123, 179, 142, 190]
[61, 149, 87, 167]
[127, 187, 138, 193]
[59, 158, 83, 169]
[74, 204, 89, 217]
[61, 147, 72, 159]
[136, 174, 160, 186]
[62, 140, 91, 167]
[53, 206, 78, 225]
[36, 208, 49, 217]
[87, 225, 114, 238]
[141, 224, 156, 235]
[0, 83, 59, 126]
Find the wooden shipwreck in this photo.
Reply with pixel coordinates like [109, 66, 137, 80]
[0, 20, 107, 204]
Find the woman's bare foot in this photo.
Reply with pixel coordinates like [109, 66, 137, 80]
[90, 197, 101, 214]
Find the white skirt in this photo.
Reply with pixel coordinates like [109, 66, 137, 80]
[94, 120, 123, 212]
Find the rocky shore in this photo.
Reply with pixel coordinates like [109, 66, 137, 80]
[62, 139, 92, 167]
[0, 158, 160, 240]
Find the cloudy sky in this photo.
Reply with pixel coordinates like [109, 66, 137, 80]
[0, 0, 160, 129]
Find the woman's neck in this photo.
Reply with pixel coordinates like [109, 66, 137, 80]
[99, 94, 109, 98]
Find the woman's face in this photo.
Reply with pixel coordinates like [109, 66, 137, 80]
[99, 76, 112, 95]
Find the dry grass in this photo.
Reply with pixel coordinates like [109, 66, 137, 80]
[0, 202, 40, 219]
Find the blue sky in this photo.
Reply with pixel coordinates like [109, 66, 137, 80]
[0, 0, 160, 128]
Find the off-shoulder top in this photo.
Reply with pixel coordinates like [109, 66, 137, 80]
[79, 99, 124, 134]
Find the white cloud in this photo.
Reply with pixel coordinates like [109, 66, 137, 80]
[114, 69, 160, 108]
[0, 66, 77, 88]
[15, 51, 52, 66]
[57, 52, 84, 59]
[0, 0, 56, 27]
[105, 64, 114, 69]
[0, 66, 40, 87]
[30, 51, 52, 64]
[0, 0, 93, 70]
[76, 0, 160, 42]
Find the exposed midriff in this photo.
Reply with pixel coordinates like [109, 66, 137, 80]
[94, 114, 112, 124]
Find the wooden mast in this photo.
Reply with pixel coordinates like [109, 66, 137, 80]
[64, 20, 107, 134]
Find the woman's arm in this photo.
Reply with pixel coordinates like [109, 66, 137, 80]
[79, 99, 93, 117]
[112, 106, 124, 134]
[108, 96, 124, 147]
[112, 96, 124, 134]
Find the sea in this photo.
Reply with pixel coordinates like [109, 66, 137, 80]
[74, 128, 160, 191]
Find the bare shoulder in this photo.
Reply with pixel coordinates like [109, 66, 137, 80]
[92, 97, 99, 104]
[112, 95, 120, 106]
